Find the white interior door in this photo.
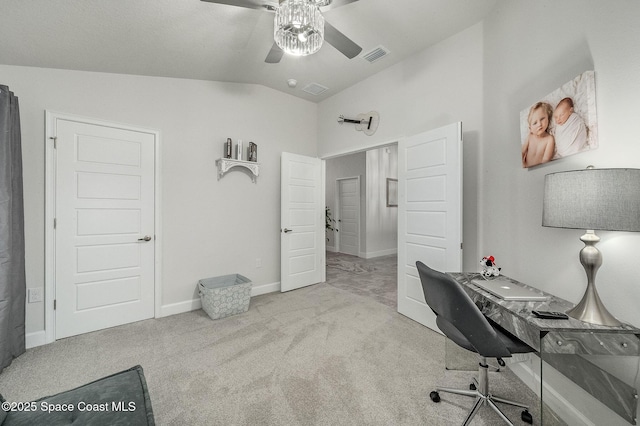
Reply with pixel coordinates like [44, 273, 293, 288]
[281, 152, 325, 292]
[397, 122, 463, 332]
[54, 117, 156, 339]
[336, 177, 360, 256]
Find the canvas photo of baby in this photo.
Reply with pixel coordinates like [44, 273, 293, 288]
[521, 102, 555, 168]
[519, 71, 598, 168]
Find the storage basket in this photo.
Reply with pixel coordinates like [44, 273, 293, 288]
[198, 274, 252, 320]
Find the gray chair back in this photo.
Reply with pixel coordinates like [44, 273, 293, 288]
[416, 261, 511, 358]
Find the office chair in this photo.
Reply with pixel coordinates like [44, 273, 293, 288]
[416, 261, 535, 425]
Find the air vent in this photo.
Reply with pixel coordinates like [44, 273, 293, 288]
[302, 83, 329, 96]
[362, 45, 390, 64]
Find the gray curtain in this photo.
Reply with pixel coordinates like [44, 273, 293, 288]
[0, 85, 26, 374]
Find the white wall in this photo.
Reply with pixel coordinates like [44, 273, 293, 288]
[318, 22, 483, 271]
[318, 0, 640, 325]
[481, 2, 640, 424]
[365, 145, 397, 258]
[325, 152, 366, 252]
[482, 0, 640, 328]
[0, 65, 317, 335]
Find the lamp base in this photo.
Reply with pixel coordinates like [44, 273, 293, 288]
[566, 231, 622, 327]
[566, 288, 622, 327]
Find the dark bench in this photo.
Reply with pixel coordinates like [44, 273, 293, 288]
[1, 365, 154, 425]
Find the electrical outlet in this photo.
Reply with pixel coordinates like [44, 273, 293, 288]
[28, 287, 44, 303]
[256, 258, 262, 268]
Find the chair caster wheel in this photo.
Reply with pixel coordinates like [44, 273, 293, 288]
[521, 409, 533, 424]
[430, 391, 441, 403]
[469, 383, 476, 391]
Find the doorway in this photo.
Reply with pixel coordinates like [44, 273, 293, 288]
[325, 145, 398, 259]
[323, 122, 463, 328]
[324, 144, 399, 306]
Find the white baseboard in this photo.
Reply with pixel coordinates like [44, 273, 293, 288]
[27, 282, 284, 347]
[509, 357, 628, 426]
[159, 281, 281, 317]
[251, 281, 280, 296]
[326, 245, 337, 252]
[159, 298, 202, 317]
[26, 330, 47, 349]
[362, 248, 397, 259]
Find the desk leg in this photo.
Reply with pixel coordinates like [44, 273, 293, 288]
[540, 331, 640, 425]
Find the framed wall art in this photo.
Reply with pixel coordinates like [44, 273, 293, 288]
[386, 178, 398, 207]
[520, 70, 598, 168]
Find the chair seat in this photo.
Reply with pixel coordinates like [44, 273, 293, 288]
[437, 317, 533, 357]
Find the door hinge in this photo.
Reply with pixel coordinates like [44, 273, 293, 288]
[54, 299, 57, 310]
[460, 242, 463, 250]
[53, 218, 57, 229]
[49, 136, 57, 149]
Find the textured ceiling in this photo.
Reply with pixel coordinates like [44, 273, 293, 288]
[0, 0, 498, 102]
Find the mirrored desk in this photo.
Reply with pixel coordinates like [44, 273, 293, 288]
[449, 272, 640, 425]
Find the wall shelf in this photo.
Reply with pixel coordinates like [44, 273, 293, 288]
[216, 158, 260, 183]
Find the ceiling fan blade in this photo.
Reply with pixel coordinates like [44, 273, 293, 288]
[321, 0, 359, 11]
[265, 42, 284, 63]
[324, 21, 362, 59]
[200, 0, 278, 11]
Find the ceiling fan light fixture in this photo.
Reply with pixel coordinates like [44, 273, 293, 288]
[275, 0, 324, 56]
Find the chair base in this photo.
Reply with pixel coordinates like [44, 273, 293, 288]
[430, 358, 533, 425]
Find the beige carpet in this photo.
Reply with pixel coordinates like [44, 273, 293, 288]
[0, 256, 543, 425]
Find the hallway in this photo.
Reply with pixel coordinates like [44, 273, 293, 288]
[325, 251, 397, 308]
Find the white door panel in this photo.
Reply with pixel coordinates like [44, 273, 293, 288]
[281, 152, 325, 292]
[397, 122, 462, 332]
[54, 118, 155, 339]
[76, 209, 141, 235]
[76, 276, 141, 310]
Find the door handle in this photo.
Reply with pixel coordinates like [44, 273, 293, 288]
[138, 235, 152, 242]
[282, 228, 293, 233]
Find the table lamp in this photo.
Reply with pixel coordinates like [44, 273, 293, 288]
[542, 167, 640, 326]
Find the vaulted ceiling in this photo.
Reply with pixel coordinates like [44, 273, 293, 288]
[0, 0, 498, 102]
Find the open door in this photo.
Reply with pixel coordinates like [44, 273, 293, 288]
[397, 122, 463, 332]
[281, 152, 325, 292]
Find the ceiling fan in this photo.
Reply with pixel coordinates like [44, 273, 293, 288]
[201, 0, 362, 63]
